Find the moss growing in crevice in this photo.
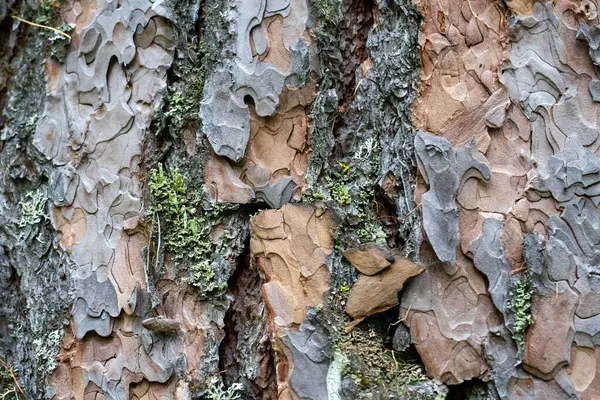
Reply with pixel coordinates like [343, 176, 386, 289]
[324, 310, 447, 399]
[159, 69, 205, 134]
[144, 0, 248, 304]
[146, 0, 234, 202]
[143, 0, 250, 313]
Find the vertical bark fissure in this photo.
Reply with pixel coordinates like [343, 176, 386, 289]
[218, 236, 278, 399]
[0, 4, 73, 395]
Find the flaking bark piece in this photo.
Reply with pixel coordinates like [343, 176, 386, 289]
[343, 243, 393, 276]
[142, 317, 181, 333]
[346, 257, 424, 325]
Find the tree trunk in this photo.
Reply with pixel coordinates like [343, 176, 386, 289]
[1, 0, 600, 399]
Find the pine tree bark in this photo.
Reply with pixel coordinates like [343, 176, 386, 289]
[2, 0, 600, 399]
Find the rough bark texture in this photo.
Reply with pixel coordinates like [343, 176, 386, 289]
[3, 0, 600, 399]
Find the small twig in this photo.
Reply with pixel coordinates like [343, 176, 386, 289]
[339, 78, 367, 115]
[377, 215, 399, 223]
[391, 305, 412, 326]
[390, 348, 398, 368]
[404, 202, 422, 218]
[154, 212, 161, 273]
[143, 212, 154, 290]
[11, 15, 71, 39]
[147, 212, 153, 268]
[353, 78, 365, 98]
[186, 35, 198, 62]
[373, 200, 384, 214]
[202, 369, 228, 384]
[329, 115, 338, 138]
[0, 358, 25, 397]
[510, 265, 527, 275]
[356, 77, 384, 95]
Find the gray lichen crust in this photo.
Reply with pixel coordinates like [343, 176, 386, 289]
[0, 1, 73, 395]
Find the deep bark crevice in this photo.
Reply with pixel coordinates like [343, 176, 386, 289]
[446, 378, 498, 400]
[338, 0, 375, 110]
[218, 236, 278, 399]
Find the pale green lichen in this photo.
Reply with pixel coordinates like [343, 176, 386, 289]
[357, 223, 387, 245]
[0, 359, 22, 400]
[182, 260, 227, 296]
[354, 186, 387, 244]
[326, 177, 351, 206]
[508, 275, 534, 361]
[354, 137, 378, 164]
[326, 352, 347, 400]
[0, 2, 72, 394]
[149, 164, 236, 299]
[319, 155, 386, 245]
[32, 329, 61, 377]
[159, 66, 205, 133]
[204, 376, 243, 400]
[18, 189, 47, 228]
